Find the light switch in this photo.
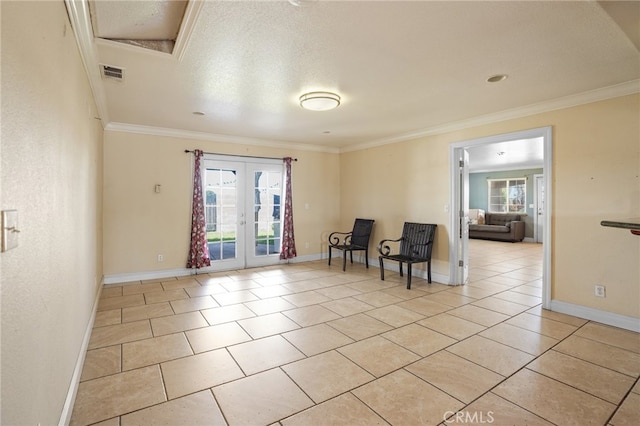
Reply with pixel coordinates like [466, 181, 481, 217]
[2, 210, 19, 252]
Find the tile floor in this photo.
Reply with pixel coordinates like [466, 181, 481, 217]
[71, 240, 640, 425]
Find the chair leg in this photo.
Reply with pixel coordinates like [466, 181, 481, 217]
[342, 250, 347, 272]
[350, 251, 353, 265]
[399, 262, 403, 277]
[379, 257, 385, 280]
[365, 249, 369, 268]
[427, 260, 432, 283]
[407, 263, 412, 289]
[328, 247, 332, 266]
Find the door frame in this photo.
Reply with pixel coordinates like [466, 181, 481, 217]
[448, 126, 553, 309]
[533, 173, 544, 243]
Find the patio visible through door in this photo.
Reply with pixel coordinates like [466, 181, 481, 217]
[203, 156, 283, 270]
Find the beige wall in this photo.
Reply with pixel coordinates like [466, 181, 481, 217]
[103, 131, 340, 276]
[1, 2, 104, 425]
[341, 94, 639, 319]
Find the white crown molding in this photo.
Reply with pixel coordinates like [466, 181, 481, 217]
[342, 79, 640, 153]
[64, 0, 109, 126]
[173, 0, 204, 61]
[105, 122, 340, 154]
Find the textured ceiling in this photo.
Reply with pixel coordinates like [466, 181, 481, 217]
[74, 0, 639, 160]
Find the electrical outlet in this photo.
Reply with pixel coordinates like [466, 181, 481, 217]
[594, 285, 606, 298]
[305, 242, 309, 249]
[157, 254, 164, 262]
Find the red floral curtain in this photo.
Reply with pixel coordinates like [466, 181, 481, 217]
[280, 157, 297, 260]
[186, 149, 211, 269]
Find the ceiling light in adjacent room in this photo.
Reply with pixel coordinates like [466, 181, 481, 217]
[299, 92, 341, 111]
[487, 74, 508, 83]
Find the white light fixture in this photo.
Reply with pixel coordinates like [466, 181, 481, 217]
[299, 92, 341, 111]
[487, 74, 508, 83]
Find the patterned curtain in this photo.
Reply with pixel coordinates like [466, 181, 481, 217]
[186, 149, 211, 269]
[280, 157, 297, 260]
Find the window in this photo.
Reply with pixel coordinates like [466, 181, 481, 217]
[488, 178, 526, 213]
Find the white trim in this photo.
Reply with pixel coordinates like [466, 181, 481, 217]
[342, 80, 638, 153]
[104, 268, 194, 285]
[550, 300, 640, 333]
[173, 0, 204, 61]
[105, 122, 339, 154]
[58, 281, 103, 426]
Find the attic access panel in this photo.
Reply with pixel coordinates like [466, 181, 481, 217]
[88, 0, 188, 54]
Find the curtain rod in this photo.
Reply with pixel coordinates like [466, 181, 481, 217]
[184, 150, 297, 162]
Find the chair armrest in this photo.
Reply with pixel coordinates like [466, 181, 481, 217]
[329, 231, 353, 246]
[510, 221, 525, 239]
[378, 237, 402, 256]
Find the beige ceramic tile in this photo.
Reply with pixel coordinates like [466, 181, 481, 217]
[479, 322, 558, 356]
[283, 350, 374, 403]
[121, 282, 163, 296]
[505, 312, 578, 339]
[554, 335, 640, 377]
[382, 323, 457, 356]
[97, 294, 145, 312]
[457, 392, 554, 426]
[327, 313, 393, 341]
[353, 369, 464, 425]
[213, 368, 313, 425]
[220, 279, 262, 292]
[471, 296, 531, 316]
[282, 290, 332, 307]
[169, 295, 217, 314]
[101, 286, 123, 299]
[281, 393, 388, 426]
[493, 290, 541, 306]
[89, 320, 153, 350]
[161, 278, 200, 291]
[150, 311, 208, 336]
[122, 333, 193, 371]
[244, 296, 297, 315]
[353, 290, 405, 307]
[213, 289, 260, 306]
[94, 309, 121, 328]
[407, 350, 503, 403]
[322, 297, 375, 316]
[575, 322, 640, 353]
[161, 348, 244, 399]
[528, 350, 636, 404]
[200, 303, 255, 325]
[365, 305, 424, 327]
[283, 323, 354, 356]
[417, 313, 486, 340]
[282, 304, 341, 327]
[494, 369, 616, 426]
[121, 302, 173, 323]
[237, 312, 300, 339]
[423, 291, 476, 307]
[526, 305, 588, 327]
[610, 392, 640, 426]
[447, 285, 502, 299]
[195, 274, 233, 286]
[510, 284, 543, 297]
[316, 284, 362, 299]
[447, 304, 510, 327]
[447, 335, 534, 376]
[144, 288, 189, 304]
[121, 390, 226, 426]
[70, 365, 166, 426]
[91, 417, 120, 426]
[184, 283, 227, 297]
[227, 335, 305, 375]
[185, 322, 252, 353]
[338, 336, 420, 377]
[80, 345, 121, 382]
[397, 297, 450, 316]
[250, 284, 294, 299]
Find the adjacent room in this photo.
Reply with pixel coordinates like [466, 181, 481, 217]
[1, 1, 639, 425]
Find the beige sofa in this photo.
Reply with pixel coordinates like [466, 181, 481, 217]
[468, 209, 525, 242]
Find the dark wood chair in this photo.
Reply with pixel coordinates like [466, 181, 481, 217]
[378, 222, 437, 289]
[328, 218, 375, 271]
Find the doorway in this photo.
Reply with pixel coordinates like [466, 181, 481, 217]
[449, 127, 552, 308]
[203, 156, 284, 271]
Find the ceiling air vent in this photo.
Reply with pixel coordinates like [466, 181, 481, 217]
[100, 64, 124, 81]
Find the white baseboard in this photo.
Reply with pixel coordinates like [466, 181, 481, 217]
[59, 280, 103, 425]
[550, 300, 640, 332]
[104, 268, 194, 284]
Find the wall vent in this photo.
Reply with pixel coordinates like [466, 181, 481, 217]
[100, 64, 124, 81]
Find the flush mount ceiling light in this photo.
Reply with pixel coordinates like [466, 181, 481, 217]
[487, 74, 508, 83]
[299, 92, 341, 111]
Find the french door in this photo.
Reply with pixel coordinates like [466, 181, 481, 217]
[203, 156, 284, 270]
